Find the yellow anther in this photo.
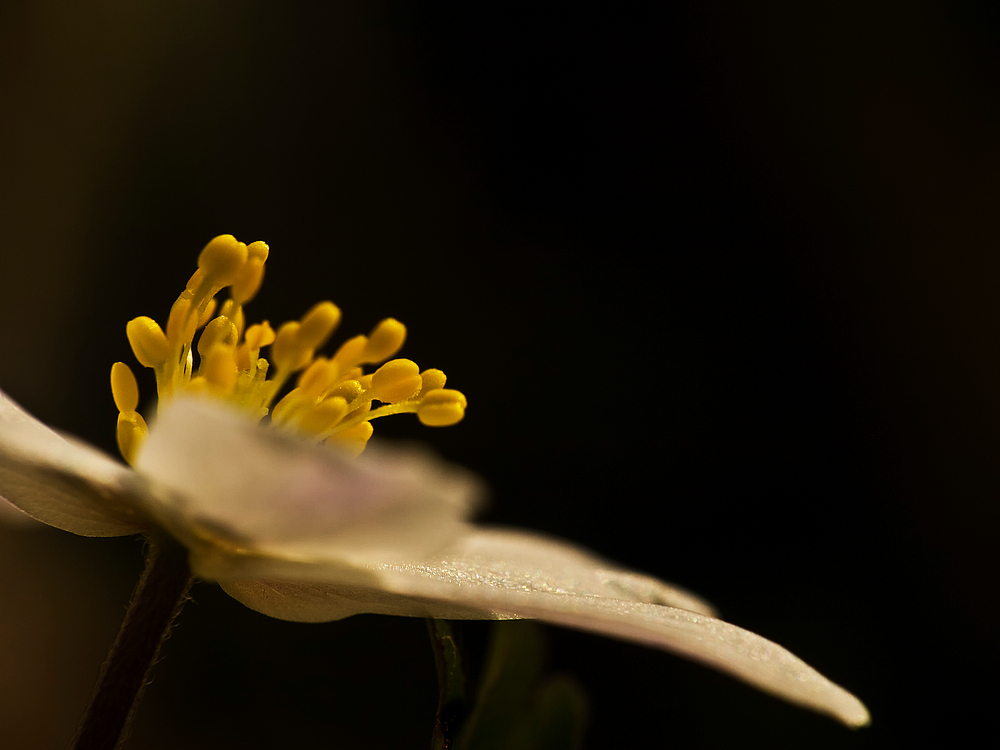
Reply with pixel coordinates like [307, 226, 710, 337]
[235, 343, 252, 371]
[201, 345, 238, 395]
[417, 388, 467, 426]
[417, 368, 447, 396]
[332, 334, 368, 371]
[116, 410, 148, 466]
[271, 321, 312, 373]
[245, 321, 276, 350]
[218, 299, 244, 339]
[299, 396, 349, 435]
[114, 236, 467, 459]
[369, 359, 423, 403]
[110, 362, 139, 413]
[166, 294, 197, 346]
[327, 421, 374, 457]
[327, 378, 364, 405]
[197, 234, 248, 287]
[126, 316, 171, 368]
[247, 240, 270, 263]
[362, 318, 407, 363]
[197, 316, 239, 357]
[232, 240, 269, 304]
[271, 388, 303, 426]
[345, 400, 372, 420]
[270, 388, 301, 426]
[297, 301, 342, 351]
[298, 357, 338, 399]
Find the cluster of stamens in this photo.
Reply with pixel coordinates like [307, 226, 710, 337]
[111, 235, 467, 465]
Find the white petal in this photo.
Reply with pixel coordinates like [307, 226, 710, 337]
[136, 397, 481, 564]
[219, 528, 868, 727]
[0, 388, 150, 536]
[216, 528, 715, 618]
[0, 494, 43, 526]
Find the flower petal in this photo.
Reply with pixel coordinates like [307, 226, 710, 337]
[0, 494, 43, 526]
[219, 528, 868, 727]
[136, 396, 481, 564]
[0, 388, 150, 536]
[216, 528, 716, 618]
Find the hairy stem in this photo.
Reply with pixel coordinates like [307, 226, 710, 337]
[72, 532, 193, 750]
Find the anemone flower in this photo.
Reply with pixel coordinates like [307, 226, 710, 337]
[0, 236, 869, 748]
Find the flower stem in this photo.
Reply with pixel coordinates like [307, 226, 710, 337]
[426, 619, 467, 750]
[72, 532, 194, 750]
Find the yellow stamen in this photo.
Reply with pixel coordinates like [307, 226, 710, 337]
[297, 301, 342, 352]
[245, 321, 276, 350]
[270, 321, 310, 374]
[126, 317, 170, 368]
[417, 368, 447, 396]
[110, 362, 139, 413]
[200, 345, 239, 396]
[113, 236, 467, 460]
[326, 421, 374, 457]
[198, 298, 218, 328]
[197, 234, 248, 288]
[166, 294, 197, 347]
[363, 318, 407, 363]
[197, 316, 239, 357]
[116, 410, 148, 466]
[231, 241, 269, 305]
[299, 396, 349, 436]
[417, 389, 468, 427]
[369, 359, 423, 403]
[298, 358, 338, 399]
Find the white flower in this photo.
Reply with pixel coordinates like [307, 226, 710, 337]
[0, 387, 870, 727]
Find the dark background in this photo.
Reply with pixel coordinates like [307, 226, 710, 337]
[1, 1, 997, 747]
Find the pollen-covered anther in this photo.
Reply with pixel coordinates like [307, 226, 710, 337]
[126, 317, 171, 368]
[297, 358, 338, 399]
[326, 378, 364, 406]
[331, 335, 368, 372]
[200, 345, 239, 395]
[245, 321, 276, 351]
[116, 410, 148, 466]
[271, 321, 312, 373]
[299, 396, 350, 435]
[111, 362, 140, 413]
[417, 388, 467, 426]
[362, 318, 407, 363]
[417, 368, 447, 398]
[197, 316, 239, 358]
[218, 299, 244, 339]
[326, 421, 374, 457]
[270, 388, 302, 426]
[197, 234, 248, 288]
[369, 359, 423, 403]
[297, 301, 342, 351]
[231, 241, 269, 304]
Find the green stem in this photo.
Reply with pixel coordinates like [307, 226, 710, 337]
[72, 532, 194, 750]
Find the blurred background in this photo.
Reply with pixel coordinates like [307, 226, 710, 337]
[1, 0, 997, 747]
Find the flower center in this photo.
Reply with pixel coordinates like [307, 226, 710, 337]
[110, 235, 467, 465]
